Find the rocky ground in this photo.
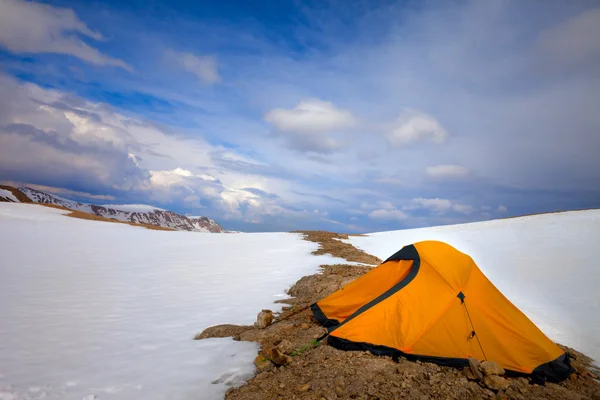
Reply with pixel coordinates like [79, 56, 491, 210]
[197, 231, 600, 400]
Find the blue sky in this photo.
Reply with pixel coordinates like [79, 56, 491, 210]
[0, 0, 599, 232]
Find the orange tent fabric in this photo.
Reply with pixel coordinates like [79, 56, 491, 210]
[311, 241, 573, 383]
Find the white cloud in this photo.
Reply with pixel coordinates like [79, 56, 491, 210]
[175, 52, 220, 84]
[264, 99, 357, 153]
[0, 0, 130, 70]
[426, 165, 470, 179]
[496, 205, 508, 213]
[369, 208, 409, 221]
[406, 198, 474, 215]
[408, 197, 453, 212]
[451, 204, 474, 215]
[265, 99, 356, 134]
[149, 168, 195, 186]
[368, 200, 410, 221]
[386, 109, 448, 147]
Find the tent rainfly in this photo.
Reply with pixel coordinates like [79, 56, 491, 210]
[311, 240, 574, 383]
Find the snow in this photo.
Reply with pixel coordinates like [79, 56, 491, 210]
[0, 189, 18, 202]
[101, 204, 166, 212]
[0, 203, 347, 400]
[346, 210, 600, 364]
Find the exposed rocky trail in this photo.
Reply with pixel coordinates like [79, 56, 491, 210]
[196, 231, 600, 400]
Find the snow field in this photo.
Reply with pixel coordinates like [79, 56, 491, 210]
[0, 203, 347, 400]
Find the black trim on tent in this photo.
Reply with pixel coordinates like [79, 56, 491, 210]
[328, 336, 469, 367]
[310, 303, 340, 328]
[329, 336, 574, 382]
[384, 243, 420, 263]
[324, 244, 421, 333]
[530, 352, 574, 383]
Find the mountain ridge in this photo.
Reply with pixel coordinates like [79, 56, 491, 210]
[0, 185, 225, 233]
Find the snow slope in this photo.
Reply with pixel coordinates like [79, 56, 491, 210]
[19, 186, 93, 213]
[0, 188, 18, 202]
[346, 210, 600, 364]
[0, 203, 346, 400]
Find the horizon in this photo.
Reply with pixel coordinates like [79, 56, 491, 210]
[1, 0, 599, 233]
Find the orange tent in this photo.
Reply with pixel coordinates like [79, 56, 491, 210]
[311, 241, 573, 383]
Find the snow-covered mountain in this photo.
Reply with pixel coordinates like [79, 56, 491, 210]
[7, 186, 225, 232]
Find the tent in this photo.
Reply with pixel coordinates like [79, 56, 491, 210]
[311, 240, 574, 382]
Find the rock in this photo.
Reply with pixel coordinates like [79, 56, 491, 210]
[254, 371, 270, 380]
[462, 366, 478, 381]
[275, 339, 293, 355]
[300, 323, 310, 329]
[495, 392, 508, 400]
[254, 354, 274, 373]
[297, 383, 311, 393]
[194, 324, 252, 340]
[254, 310, 274, 329]
[239, 328, 266, 342]
[483, 375, 510, 391]
[479, 361, 505, 376]
[592, 389, 600, 400]
[468, 357, 484, 381]
[335, 387, 343, 396]
[264, 347, 292, 365]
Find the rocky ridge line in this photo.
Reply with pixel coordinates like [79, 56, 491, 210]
[0, 185, 224, 232]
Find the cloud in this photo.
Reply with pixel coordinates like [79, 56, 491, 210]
[496, 205, 508, 213]
[1, 1, 599, 232]
[367, 200, 409, 221]
[0, 181, 116, 201]
[451, 204, 474, 215]
[369, 208, 409, 221]
[536, 8, 600, 72]
[385, 109, 447, 147]
[173, 51, 220, 84]
[149, 168, 216, 187]
[264, 99, 357, 153]
[426, 165, 470, 179]
[0, 0, 130, 70]
[406, 198, 474, 215]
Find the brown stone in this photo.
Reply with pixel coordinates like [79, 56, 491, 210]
[300, 323, 310, 329]
[479, 361, 505, 376]
[194, 324, 252, 340]
[483, 375, 510, 391]
[238, 328, 266, 342]
[468, 357, 484, 381]
[264, 347, 292, 366]
[254, 310, 274, 329]
[275, 339, 293, 355]
[462, 366, 478, 381]
[254, 354, 274, 373]
[297, 383, 311, 393]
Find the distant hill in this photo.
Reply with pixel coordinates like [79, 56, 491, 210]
[0, 185, 225, 233]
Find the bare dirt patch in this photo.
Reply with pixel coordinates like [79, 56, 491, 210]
[294, 231, 382, 265]
[36, 203, 174, 231]
[196, 232, 600, 400]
